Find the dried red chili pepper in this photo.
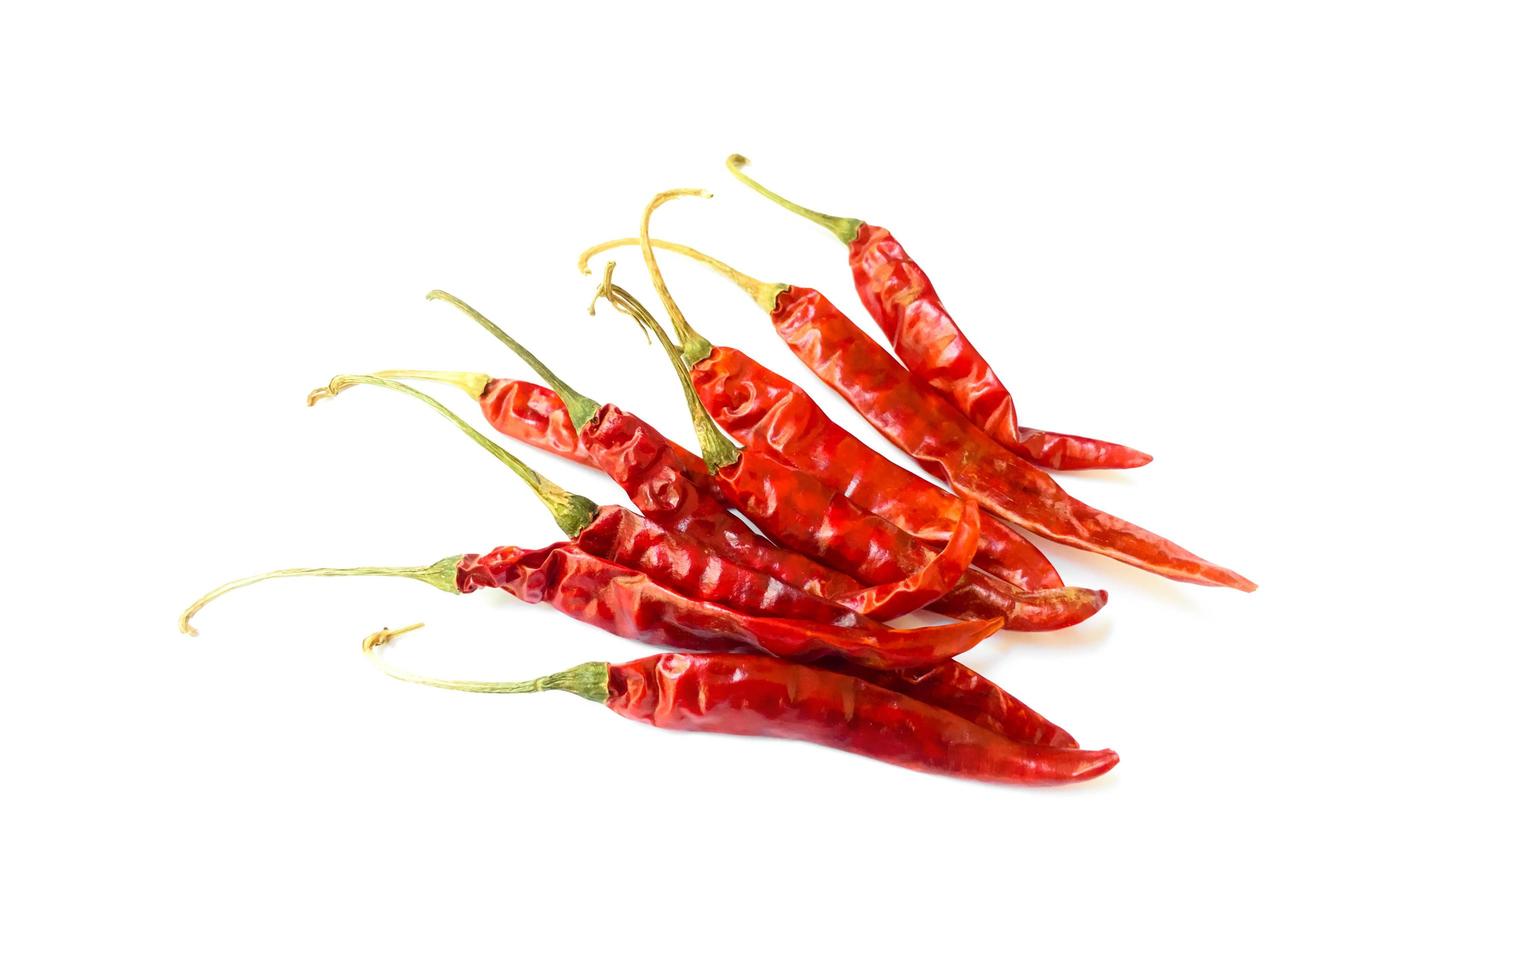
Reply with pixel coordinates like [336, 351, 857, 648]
[582, 246, 1067, 593]
[361, 629, 1118, 785]
[408, 291, 982, 620]
[181, 376, 998, 667]
[385, 294, 854, 603]
[725, 154, 1152, 472]
[595, 199, 1253, 592]
[593, 260, 1108, 631]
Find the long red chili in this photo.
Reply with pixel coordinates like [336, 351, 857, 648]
[601, 204, 1254, 592]
[594, 262, 1108, 632]
[389, 298, 856, 604]
[361, 633, 1118, 786]
[407, 292, 981, 621]
[577, 247, 1068, 592]
[399, 364, 1063, 594]
[726, 154, 1152, 472]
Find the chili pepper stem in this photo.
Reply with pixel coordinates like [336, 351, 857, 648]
[307, 374, 599, 536]
[726, 154, 863, 245]
[636, 189, 717, 363]
[369, 369, 492, 400]
[179, 558, 463, 636]
[425, 290, 602, 431]
[578, 238, 787, 314]
[590, 268, 741, 473]
[361, 623, 610, 702]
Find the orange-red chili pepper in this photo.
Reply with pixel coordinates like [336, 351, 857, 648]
[596, 198, 1253, 592]
[594, 265, 1108, 632]
[362, 637, 1119, 786]
[726, 155, 1152, 472]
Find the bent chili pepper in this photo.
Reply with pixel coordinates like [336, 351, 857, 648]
[725, 154, 1151, 472]
[595, 257, 1107, 632]
[599, 197, 1254, 592]
[361, 629, 1118, 785]
[579, 241, 1064, 592]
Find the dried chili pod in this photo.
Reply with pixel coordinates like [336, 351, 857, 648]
[360, 627, 1118, 785]
[591, 255, 1106, 632]
[589, 196, 1252, 592]
[725, 154, 1151, 471]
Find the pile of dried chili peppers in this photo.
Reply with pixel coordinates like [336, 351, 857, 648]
[182, 156, 1254, 788]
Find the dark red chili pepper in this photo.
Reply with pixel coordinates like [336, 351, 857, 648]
[361, 633, 1118, 785]
[459, 542, 998, 668]
[595, 202, 1253, 592]
[593, 260, 1107, 632]
[409, 292, 980, 621]
[726, 154, 1152, 472]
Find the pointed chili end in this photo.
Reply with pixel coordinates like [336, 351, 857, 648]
[1072, 748, 1120, 782]
[1227, 573, 1259, 593]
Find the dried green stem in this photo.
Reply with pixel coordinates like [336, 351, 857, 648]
[179, 558, 462, 636]
[371, 370, 492, 400]
[589, 269, 741, 473]
[361, 624, 609, 702]
[576, 238, 786, 313]
[726, 153, 863, 244]
[307, 374, 597, 536]
[638, 189, 716, 363]
[426, 290, 601, 430]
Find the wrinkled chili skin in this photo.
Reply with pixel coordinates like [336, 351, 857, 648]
[768, 286, 1256, 592]
[607, 654, 1118, 785]
[578, 404, 860, 600]
[479, 379, 596, 468]
[848, 224, 1152, 471]
[455, 544, 1000, 669]
[714, 446, 1108, 631]
[691, 346, 1063, 591]
[573, 505, 867, 626]
[819, 659, 1079, 749]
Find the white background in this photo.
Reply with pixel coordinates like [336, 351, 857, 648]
[3, 2, 1510, 976]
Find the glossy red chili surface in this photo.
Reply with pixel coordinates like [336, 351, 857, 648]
[768, 286, 1255, 591]
[848, 223, 1153, 471]
[607, 654, 1118, 785]
[691, 345, 1064, 591]
[578, 404, 860, 600]
[824, 659, 1079, 749]
[456, 543, 1000, 669]
[712, 446, 1108, 631]
[573, 505, 866, 626]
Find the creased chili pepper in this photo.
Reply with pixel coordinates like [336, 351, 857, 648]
[591, 200, 1254, 593]
[383, 295, 853, 602]
[181, 376, 998, 667]
[585, 246, 1068, 593]
[725, 154, 1152, 472]
[361, 628, 1118, 785]
[592, 247, 1107, 631]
